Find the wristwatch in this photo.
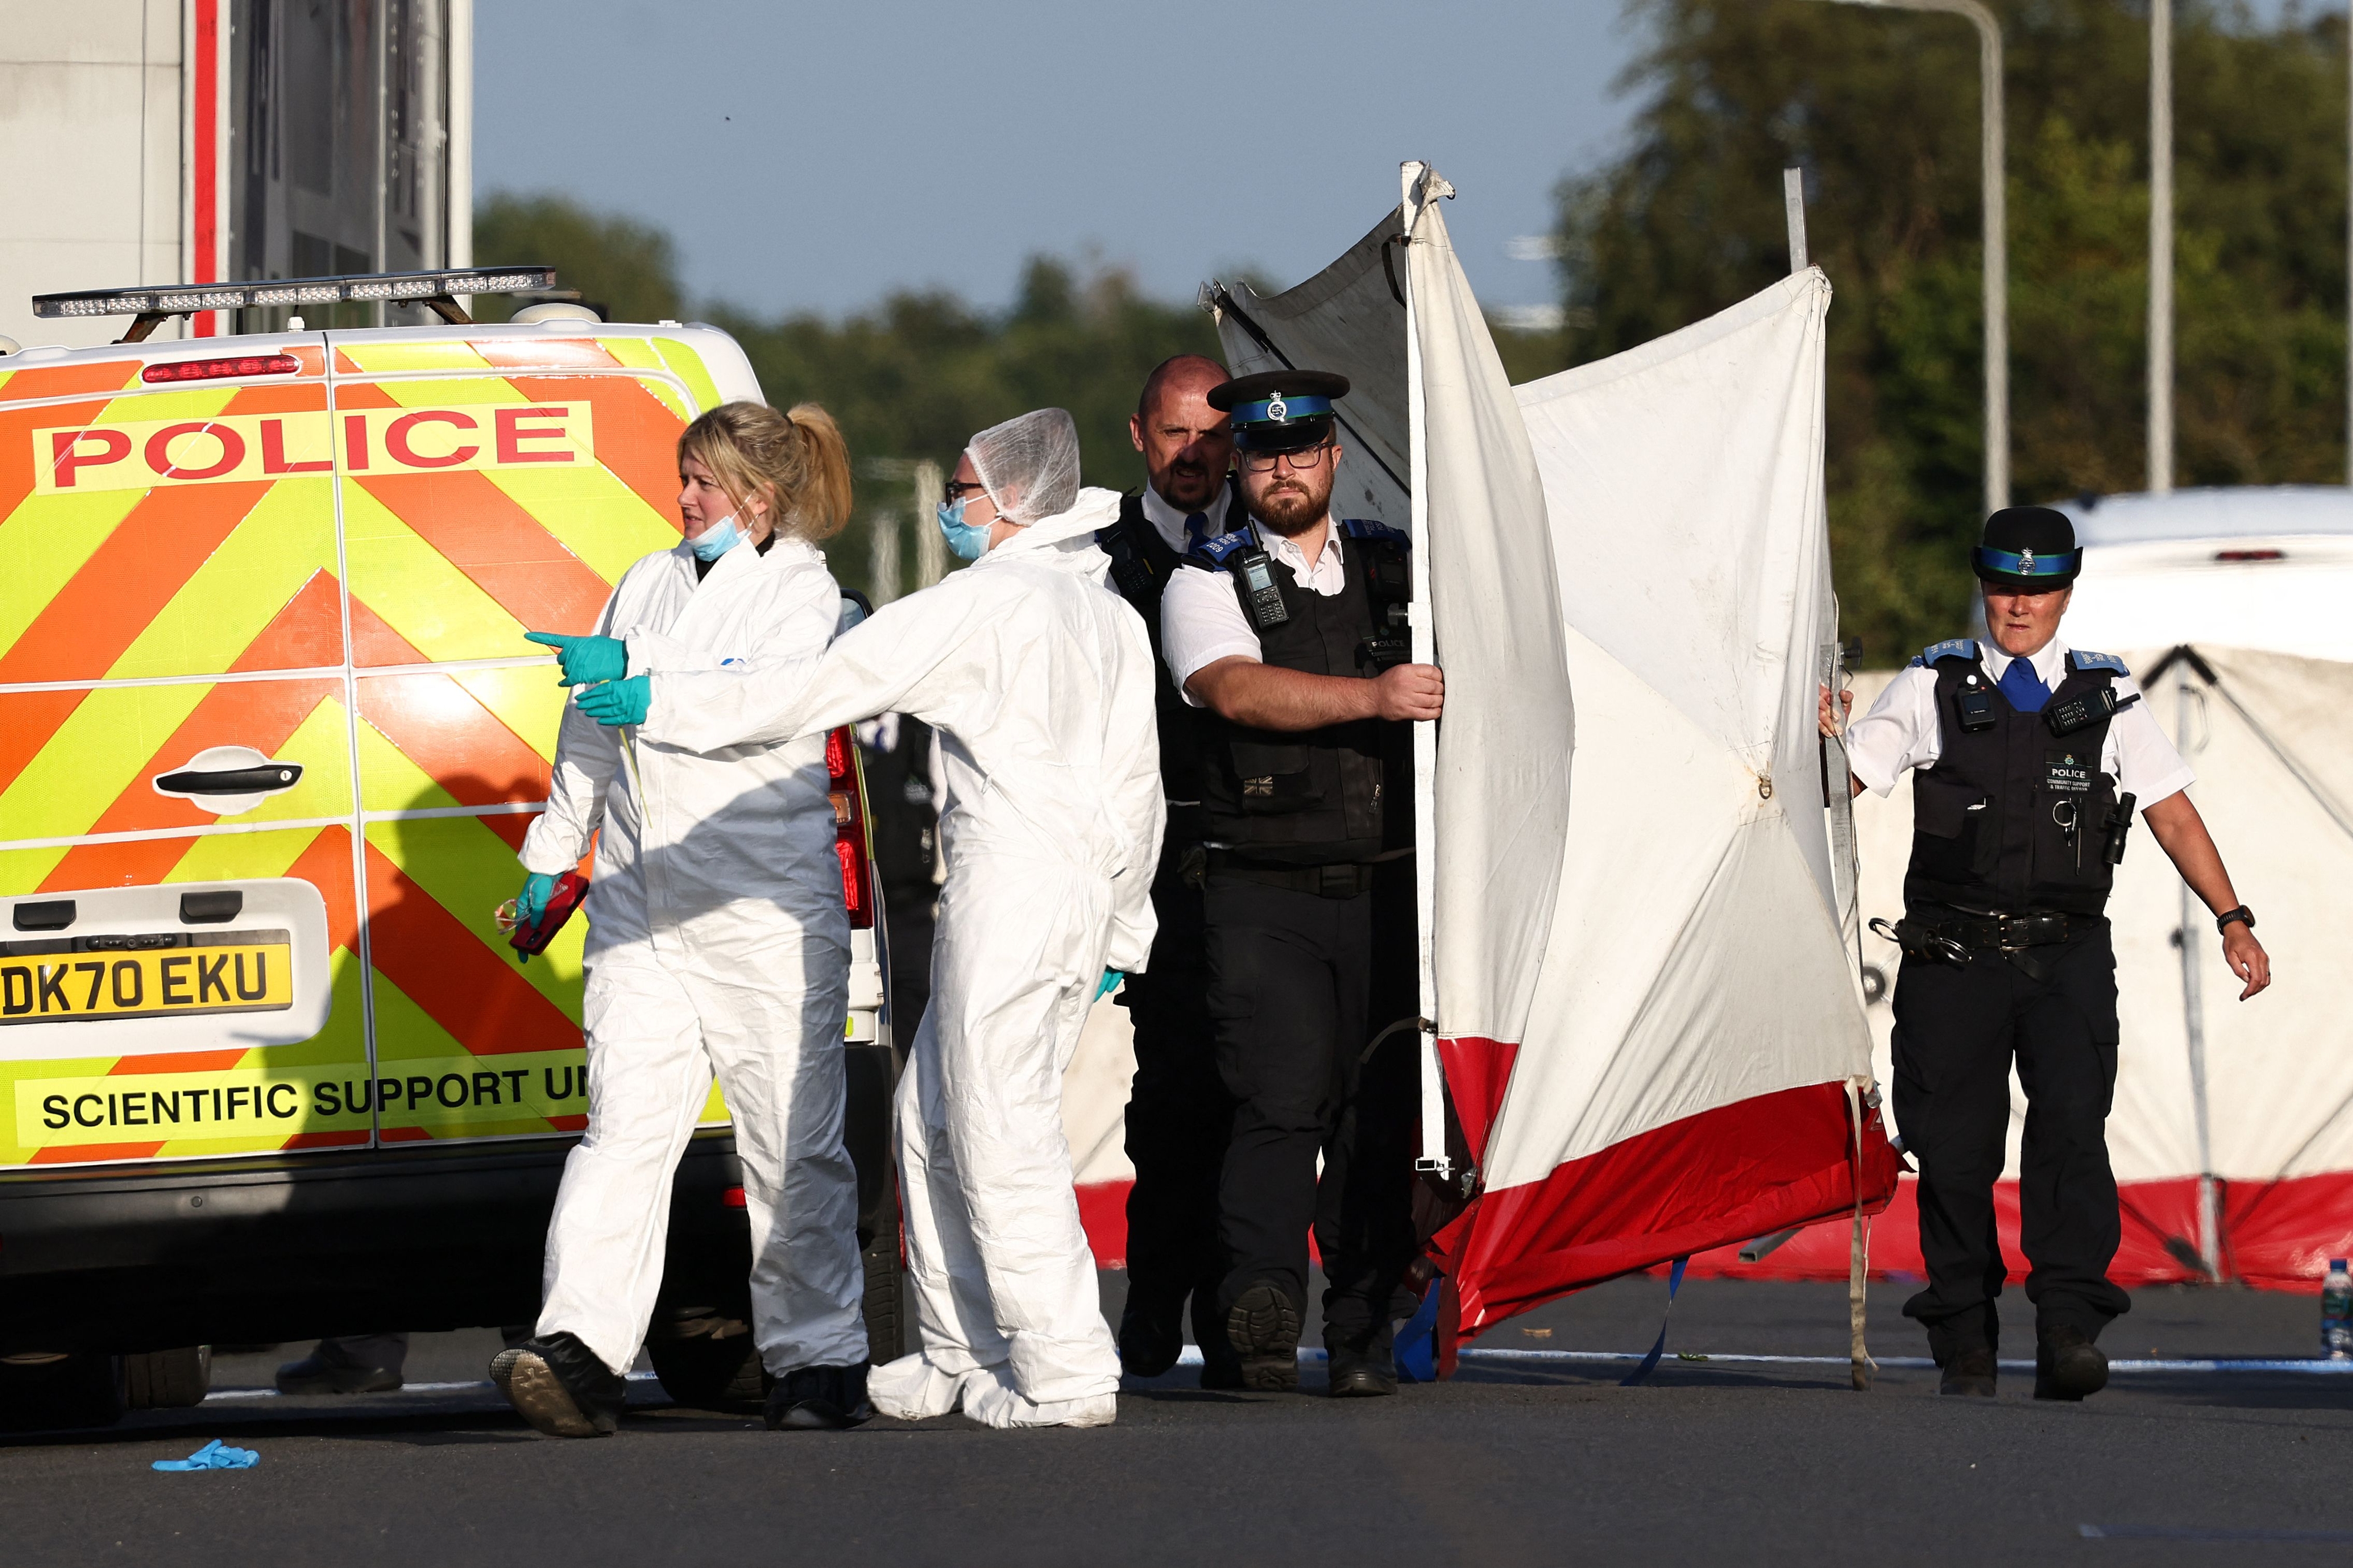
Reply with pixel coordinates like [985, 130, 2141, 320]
[2215, 906, 2256, 933]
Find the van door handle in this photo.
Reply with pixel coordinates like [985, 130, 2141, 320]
[151, 746, 307, 817]
[154, 764, 303, 795]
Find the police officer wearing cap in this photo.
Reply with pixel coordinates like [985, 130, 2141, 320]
[1161, 369, 1444, 1397]
[1825, 506, 2272, 1402]
[1095, 354, 1244, 1381]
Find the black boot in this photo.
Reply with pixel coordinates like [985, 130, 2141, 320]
[1224, 1282, 1301, 1392]
[1938, 1347, 1998, 1397]
[765, 1362, 874, 1430]
[490, 1332, 628, 1437]
[1327, 1345, 1398, 1399]
[1117, 1293, 1186, 1378]
[2034, 1326, 2108, 1402]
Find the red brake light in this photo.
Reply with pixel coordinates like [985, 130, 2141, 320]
[142, 354, 302, 383]
[824, 725, 876, 929]
[721, 1186, 746, 1209]
[2214, 549, 2285, 563]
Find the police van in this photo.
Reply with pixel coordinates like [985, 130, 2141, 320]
[0, 269, 900, 1428]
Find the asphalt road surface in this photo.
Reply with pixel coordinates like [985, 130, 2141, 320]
[8, 1274, 2351, 1566]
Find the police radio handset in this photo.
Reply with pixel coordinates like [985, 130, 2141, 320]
[2102, 791, 2137, 866]
[2045, 686, 2141, 738]
[1233, 548, 1290, 632]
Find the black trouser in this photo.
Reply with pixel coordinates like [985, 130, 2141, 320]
[1206, 865, 1418, 1357]
[881, 883, 935, 1065]
[1118, 843, 1228, 1344]
[1891, 914, 2132, 1361]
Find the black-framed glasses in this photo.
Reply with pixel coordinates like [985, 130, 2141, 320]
[1238, 442, 1334, 475]
[943, 477, 988, 504]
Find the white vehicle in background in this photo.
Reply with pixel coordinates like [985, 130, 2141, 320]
[2005, 485, 2353, 660]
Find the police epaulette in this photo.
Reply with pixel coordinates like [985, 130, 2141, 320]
[1188, 529, 1254, 568]
[1339, 517, 1410, 546]
[2068, 649, 2129, 676]
[1910, 638, 1978, 669]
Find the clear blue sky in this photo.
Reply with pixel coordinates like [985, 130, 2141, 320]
[474, 0, 2314, 322]
[474, 0, 1646, 318]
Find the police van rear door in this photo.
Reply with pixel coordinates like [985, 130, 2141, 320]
[0, 341, 373, 1167]
[328, 327, 742, 1144]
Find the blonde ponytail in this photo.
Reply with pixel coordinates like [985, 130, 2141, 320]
[677, 400, 855, 543]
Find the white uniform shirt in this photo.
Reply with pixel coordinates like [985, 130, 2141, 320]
[1136, 481, 1234, 555]
[1845, 635, 2194, 806]
[1161, 514, 1349, 706]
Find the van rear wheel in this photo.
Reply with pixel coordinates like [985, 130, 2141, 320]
[645, 1311, 766, 1412]
[124, 1347, 212, 1409]
[0, 1352, 126, 1431]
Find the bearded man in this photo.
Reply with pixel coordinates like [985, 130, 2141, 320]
[1158, 371, 1443, 1398]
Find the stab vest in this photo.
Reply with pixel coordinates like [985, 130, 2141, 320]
[1904, 639, 2128, 918]
[1095, 483, 1238, 812]
[1184, 517, 1414, 868]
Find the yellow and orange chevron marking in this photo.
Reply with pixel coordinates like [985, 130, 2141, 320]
[0, 334, 722, 1167]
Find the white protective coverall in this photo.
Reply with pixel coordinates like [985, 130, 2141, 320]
[519, 533, 865, 1380]
[641, 476, 1162, 1427]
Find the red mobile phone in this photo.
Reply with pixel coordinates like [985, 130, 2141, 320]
[508, 870, 591, 958]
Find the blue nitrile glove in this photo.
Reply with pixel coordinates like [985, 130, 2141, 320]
[153, 1439, 258, 1472]
[525, 630, 628, 687]
[575, 674, 651, 728]
[1095, 970, 1124, 1002]
[512, 870, 558, 965]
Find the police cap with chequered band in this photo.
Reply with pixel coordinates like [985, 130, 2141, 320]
[1972, 506, 2082, 591]
[1208, 369, 1351, 455]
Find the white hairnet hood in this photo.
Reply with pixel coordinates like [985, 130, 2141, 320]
[968, 408, 1081, 525]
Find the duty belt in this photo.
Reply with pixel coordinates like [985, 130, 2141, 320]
[1205, 851, 1381, 899]
[1871, 909, 2093, 967]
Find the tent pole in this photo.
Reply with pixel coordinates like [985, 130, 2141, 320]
[1399, 161, 1448, 1182]
[2174, 656, 2219, 1278]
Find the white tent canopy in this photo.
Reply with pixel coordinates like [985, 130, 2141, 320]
[1212, 171, 1889, 1335]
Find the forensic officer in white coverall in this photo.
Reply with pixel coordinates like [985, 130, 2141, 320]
[491, 402, 871, 1439]
[577, 408, 1162, 1429]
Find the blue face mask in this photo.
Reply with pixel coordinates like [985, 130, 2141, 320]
[936, 498, 992, 561]
[689, 513, 742, 563]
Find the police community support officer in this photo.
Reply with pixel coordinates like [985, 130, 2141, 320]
[1096, 355, 1245, 1383]
[1161, 370, 1445, 1397]
[1827, 506, 2272, 1402]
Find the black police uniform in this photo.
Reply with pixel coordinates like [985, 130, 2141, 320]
[1884, 508, 2142, 1399]
[858, 715, 939, 1054]
[1096, 478, 1241, 1370]
[1185, 511, 1420, 1387]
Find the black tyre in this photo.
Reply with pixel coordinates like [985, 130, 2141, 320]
[0, 1352, 125, 1432]
[124, 1346, 212, 1409]
[645, 1311, 767, 1411]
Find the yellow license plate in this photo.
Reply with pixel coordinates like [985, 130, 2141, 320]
[0, 933, 294, 1025]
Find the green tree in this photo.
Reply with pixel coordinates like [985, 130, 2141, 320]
[471, 194, 685, 325]
[1552, 0, 2350, 661]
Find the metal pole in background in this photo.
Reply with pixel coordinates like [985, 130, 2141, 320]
[2149, 0, 2175, 495]
[1814, 1, 2007, 513]
[1784, 167, 1811, 272]
[912, 460, 946, 590]
[2174, 659, 2219, 1277]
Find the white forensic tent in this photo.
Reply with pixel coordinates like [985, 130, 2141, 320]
[1208, 169, 1894, 1342]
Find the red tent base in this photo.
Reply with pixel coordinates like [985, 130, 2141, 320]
[1679, 1170, 2353, 1292]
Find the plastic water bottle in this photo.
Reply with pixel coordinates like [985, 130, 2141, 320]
[2322, 1259, 2353, 1360]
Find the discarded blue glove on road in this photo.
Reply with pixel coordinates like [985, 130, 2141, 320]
[575, 674, 651, 728]
[152, 1439, 258, 1472]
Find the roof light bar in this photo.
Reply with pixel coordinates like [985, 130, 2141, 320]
[30, 266, 558, 321]
[142, 354, 304, 383]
